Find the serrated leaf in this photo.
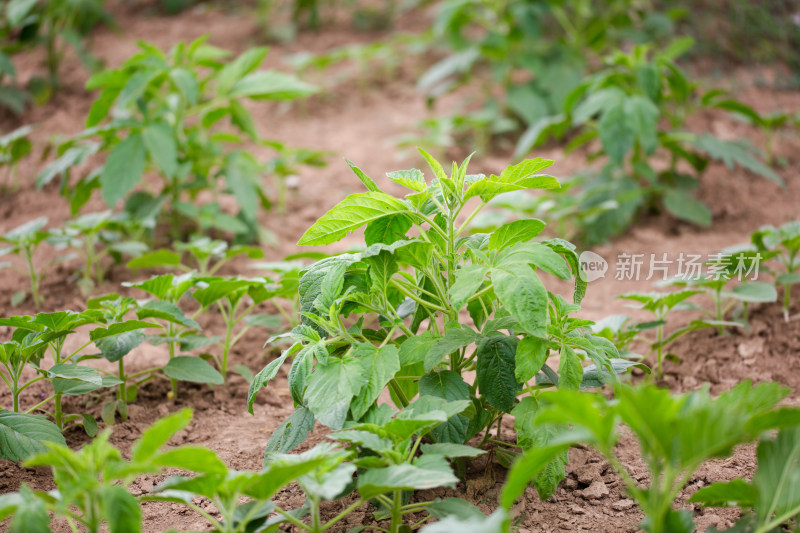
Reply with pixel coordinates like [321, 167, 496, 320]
[357, 464, 457, 499]
[0, 411, 66, 462]
[351, 345, 400, 420]
[298, 192, 410, 246]
[475, 335, 520, 412]
[305, 357, 366, 429]
[488, 219, 546, 251]
[100, 133, 147, 206]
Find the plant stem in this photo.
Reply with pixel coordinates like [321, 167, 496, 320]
[390, 491, 402, 533]
[168, 324, 178, 399]
[656, 322, 663, 380]
[25, 247, 41, 308]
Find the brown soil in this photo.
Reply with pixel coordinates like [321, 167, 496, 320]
[1, 2, 799, 532]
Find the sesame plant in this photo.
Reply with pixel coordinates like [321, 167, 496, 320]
[124, 273, 223, 399]
[153, 398, 484, 533]
[127, 235, 265, 277]
[0, 309, 158, 433]
[416, 0, 677, 153]
[617, 290, 701, 379]
[0, 216, 51, 307]
[518, 40, 783, 244]
[248, 151, 640, 499]
[38, 37, 318, 242]
[751, 220, 800, 320]
[2, 0, 110, 95]
[501, 381, 800, 533]
[0, 408, 222, 533]
[0, 125, 33, 191]
[192, 276, 281, 379]
[47, 210, 148, 291]
[661, 251, 778, 335]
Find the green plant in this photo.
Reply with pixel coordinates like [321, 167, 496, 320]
[501, 381, 800, 533]
[127, 235, 265, 277]
[521, 40, 783, 244]
[38, 37, 318, 242]
[192, 276, 281, 378]
[0, 125, 33, 191]
[249, 152, 640, 499]
[153, 398, 484, 533]
[690, 425, 800, 533]
[661, 251, 777, 335]
[751, 220, 800, 320]
[0, 217, 50, 307]
[415, 0, 679, 153]
[3, 0, 110, 94]
[124, 273, 223, 399]
[331, 396, 485, 532]
[0, 408, 221, 533]
[0, 309, 158, 432]
[617, 290, 700, 379]
[590, 314, 650, 361]
[48, 210, 148, 291]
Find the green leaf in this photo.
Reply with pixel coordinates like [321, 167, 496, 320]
[247, 352, 289, 414]
[515, 336, 548, 382]
[751, 425, 800, 525]
[142, 122, 178, 178]
[132, 408, 192, 462]
[558, 349, 583, 391]
[420, 443, 485, 458]
[154, 447, 227, 474]
[419, 371, 471, 444]
[488, 219, 546, 251]
[346, 159, 380, 192]
[48, 364, 103, 386]
[100, 133, 147, 206]
[351, 345, 400, 420]
[691, 135, 783, 186]
[163, 357, 224, 384]
[305, 357, 367, 429]
[298, 192, 410, 246]
[426, 498, 487, 521]
[421, 510, 508, 533]
[2, 485, 50, 533]
[598, 102, 635, 165]
[387, 169, 426, 191]
[500, 443, 574, 509]
[491, 264, 547, 338]
[689, 479, 757, 507]
[126, 250, 182, 269]
[90, 320, 158, 341]
[475, 335, 520, 412]
[95, 330, 145, 363]
[357, 464, 458, 499]
[364, 214, 413, 246]
[103, 485, 142, 533]
[424, 327, 478, 372]
[264, 407, 315, 460]
[730, 282, 777, 303]
[663, 189, 712, 227]
[137, 301, 200, 330]
[0, 411, 66, 462]
[449, 265, 489, 310]
[229, 70, 316, 100]
[625, 96, 659, 154]
[225, 151, 260, 222]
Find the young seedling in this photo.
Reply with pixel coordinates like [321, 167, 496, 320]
[751, 220, 800, 320]
[617, 290, 700, 379]
[501, 381, 800, 533]
[0, 310, 157, 433]
[192, 276, 281, 378]
[48, 210, 148, 291]
[591, 314, 651, 361]
[661, 251, 777, 335]
[125, 273, 223, 399]
[331, 397, 485, 533]
[0, 408, 221, 533]
[0, 217, 50, 307]
[127, 235, 265, 277]
[0, 125, 33, 191]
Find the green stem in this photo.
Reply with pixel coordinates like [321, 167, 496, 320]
[25, 247, 41, 308]
[168, 325, 178, 399]
[390, 491, 402, 533]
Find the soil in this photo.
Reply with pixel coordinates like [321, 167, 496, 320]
[1, 2, 799, 532]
